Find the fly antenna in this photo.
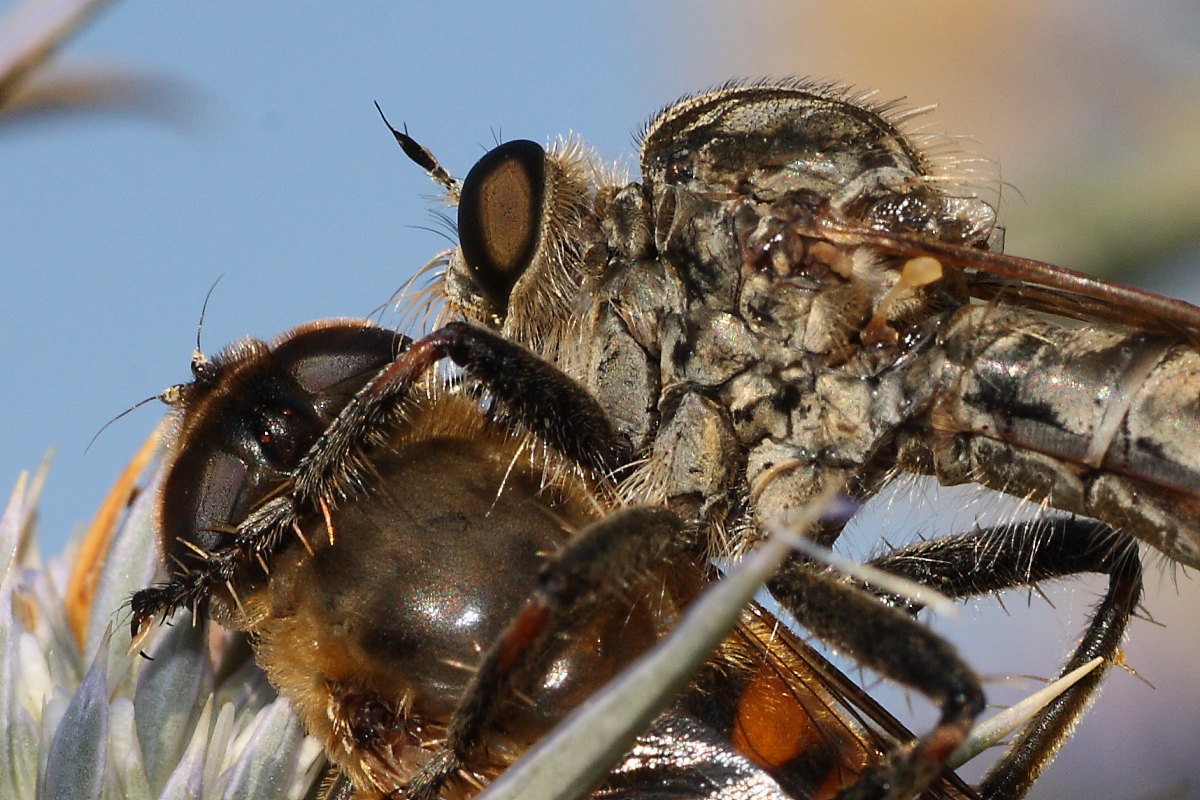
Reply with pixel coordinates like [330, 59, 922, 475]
[86, 394, 164, 454]
[191, 277, 223, 383]
[374, 101, 460, 201]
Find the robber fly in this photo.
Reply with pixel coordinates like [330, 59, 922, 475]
[130, 315, 1005, 800]
[394, 80, 1199, 568]
[376, 80, 1193, 796]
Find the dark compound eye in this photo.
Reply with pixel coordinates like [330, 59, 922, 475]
[457, 139, 546, 315]
[255, 403, 305, 464]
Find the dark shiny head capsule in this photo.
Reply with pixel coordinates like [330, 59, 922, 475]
[156, 319, 407, 590]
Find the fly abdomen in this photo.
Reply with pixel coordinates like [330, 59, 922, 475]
[914, 304, 1200, 567]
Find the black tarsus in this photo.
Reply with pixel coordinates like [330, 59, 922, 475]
[869, 518, 1142, 800]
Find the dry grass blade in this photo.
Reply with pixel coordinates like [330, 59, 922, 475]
[0, 0, 115, 104]
[0, 0, 192, 126]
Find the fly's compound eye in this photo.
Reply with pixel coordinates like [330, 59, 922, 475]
[254, 402, 302, 465]
[457, 139, 546, 315]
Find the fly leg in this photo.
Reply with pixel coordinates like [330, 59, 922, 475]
[315, 765, 355, 800]
[368, 320, 633, 476]
[867, 518, 1143, 800]
[764, 559, 987, 800]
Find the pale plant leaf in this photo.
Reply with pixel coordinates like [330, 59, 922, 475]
[155, 696, 215, 800]
[82, 460, 162, 661]
[204, 701, 236, 795]
[106, 697, 152, 800]
[133, 610, 213, 795]
[217, 698, 306, 800]
[42, 626, 111, 800]
[0, 463, 325, 800]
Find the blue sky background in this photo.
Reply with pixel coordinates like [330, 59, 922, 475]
[3, 2, 1199, 797]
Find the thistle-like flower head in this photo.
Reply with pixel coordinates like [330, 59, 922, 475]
[0, 440, 324, 800]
